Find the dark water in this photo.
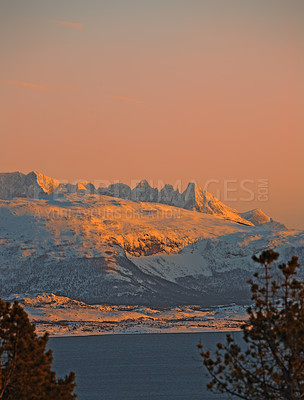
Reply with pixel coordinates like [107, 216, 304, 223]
[49, 332, 240, 400]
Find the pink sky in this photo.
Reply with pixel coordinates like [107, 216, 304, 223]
[1, 1, 303, 228]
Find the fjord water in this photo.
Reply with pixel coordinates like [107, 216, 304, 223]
[49, 332, 237, 400]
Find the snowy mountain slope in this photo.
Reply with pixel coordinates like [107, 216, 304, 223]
[0, 194, 252, 257]
[240, 208, 271, 225]
[131, 228, 304, 283]
[240, 208, 287, 230]
[0, 193, 303, 305]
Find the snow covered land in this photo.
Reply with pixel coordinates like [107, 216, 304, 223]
[9, 293, 248, 337]
[0, 171, 303, 335]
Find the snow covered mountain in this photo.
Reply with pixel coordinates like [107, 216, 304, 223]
[0, 171, 252, 225]
[240, 208, 286, 230]
[240, 208, 271, 225]
[0, 184, 303, 306]
[0, 171, 60, 198]
[180, 182, 250, 224]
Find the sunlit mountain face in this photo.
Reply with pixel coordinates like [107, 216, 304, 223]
[0, 171, 303, 310]
[0, 171, 271, 225]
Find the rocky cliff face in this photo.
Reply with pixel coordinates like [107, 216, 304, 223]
[180, 182, 250, 224]
[131, 180, 159, 202]
[0, 171, 60, 198]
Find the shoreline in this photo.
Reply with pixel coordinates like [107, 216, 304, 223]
[48, 327, 242, 338]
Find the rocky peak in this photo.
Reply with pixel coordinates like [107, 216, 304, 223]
[131, 180, 158, 202]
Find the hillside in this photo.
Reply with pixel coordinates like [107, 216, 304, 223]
[0, 191, 303, 306]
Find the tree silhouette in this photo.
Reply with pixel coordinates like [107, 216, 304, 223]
[0, 298, 76, 399]
[198, 250, 304, 399]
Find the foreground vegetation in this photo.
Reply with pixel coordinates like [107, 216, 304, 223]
[199, 250, 304, 399]
[0, 298, 76, 399]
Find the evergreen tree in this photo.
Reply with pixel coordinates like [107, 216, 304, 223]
[0, 298, 76, 399]
[198, 250, 304, 399]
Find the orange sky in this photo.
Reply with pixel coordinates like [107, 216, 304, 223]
[1, 0, 303, 228]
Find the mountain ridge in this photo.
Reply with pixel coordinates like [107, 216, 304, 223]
[0, 170, 271, 226]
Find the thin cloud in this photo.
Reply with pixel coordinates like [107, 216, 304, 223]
[48, 84, 76, 92]
[1, 80, 48, 91]
[1, 80, 76, 92]
[51, 20, 83, 30]
[107, 95, 144, 104]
